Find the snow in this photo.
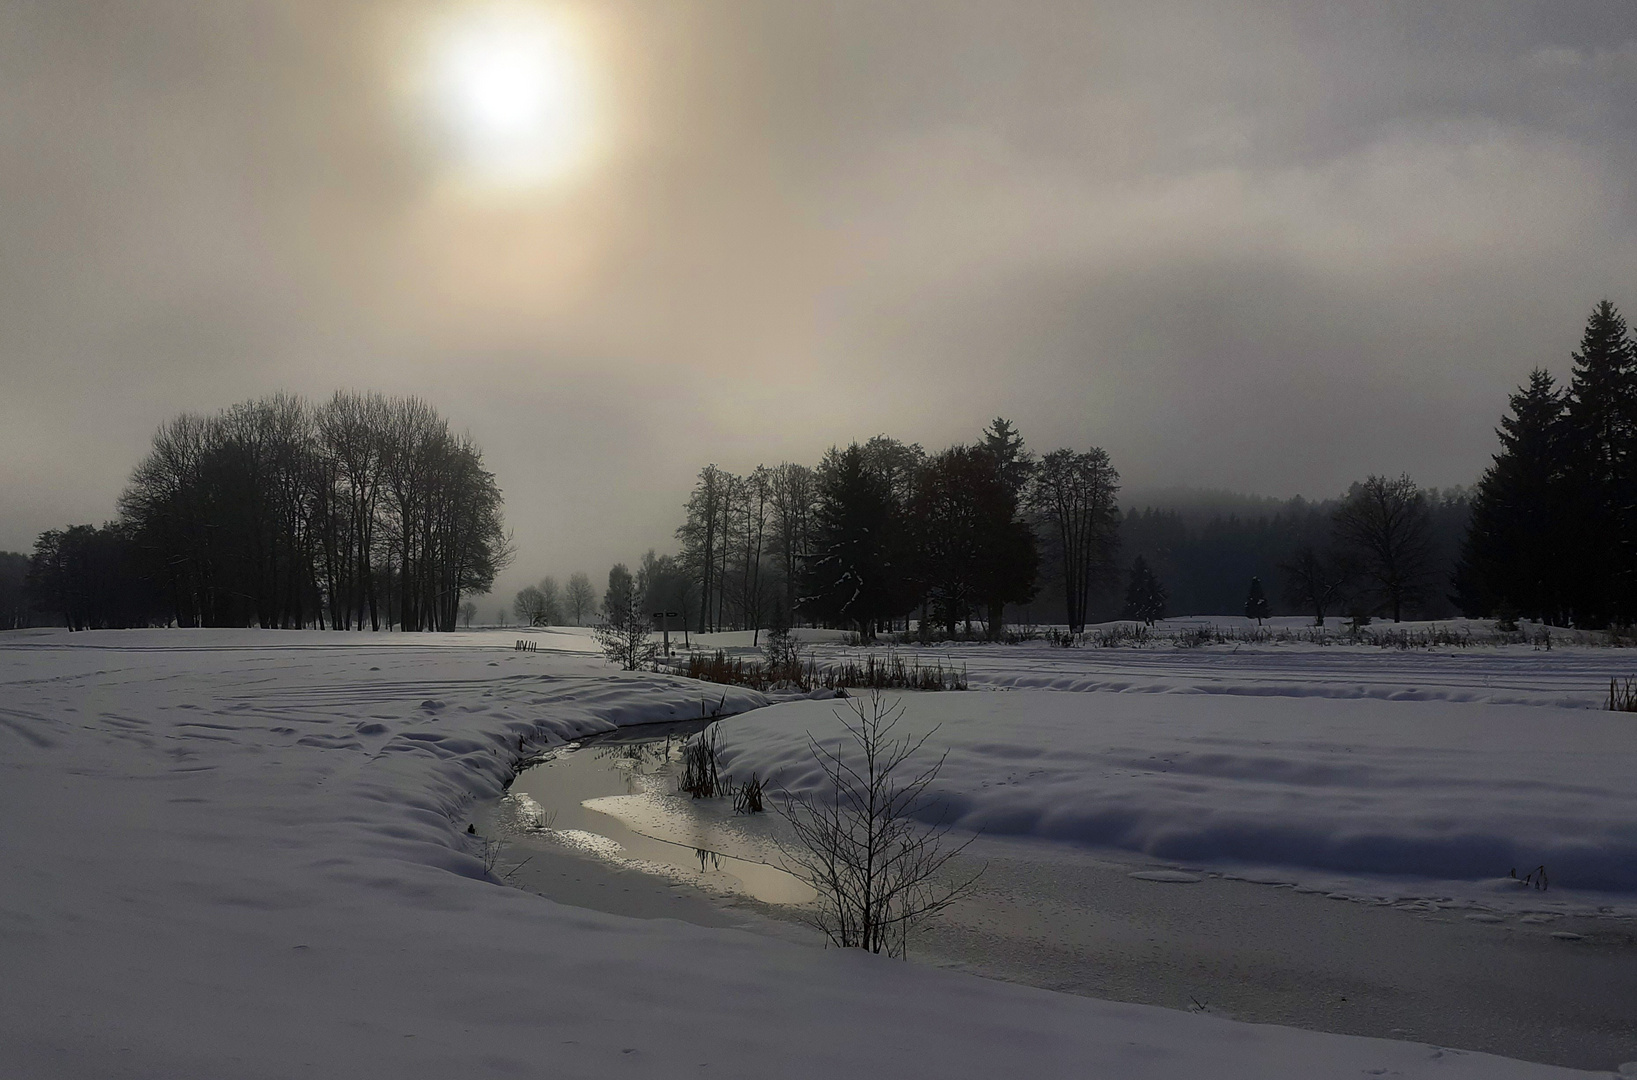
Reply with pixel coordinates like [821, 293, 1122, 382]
[899, 623, 1616, 701]
[721, 690, 1637, 907]
[0, 627, 1618, 1077]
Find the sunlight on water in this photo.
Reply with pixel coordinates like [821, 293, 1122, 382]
[500, 726, 814, 906]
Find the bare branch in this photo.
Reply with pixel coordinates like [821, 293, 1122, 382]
[776, 689, 983, 957]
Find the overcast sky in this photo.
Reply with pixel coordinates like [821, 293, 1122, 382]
[3, 0, 1635, 603]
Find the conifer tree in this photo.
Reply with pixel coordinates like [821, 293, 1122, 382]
[1453, 369, 1566, 623]
[1560, 301, 1637, 626]
[981, 417, 1035, 499]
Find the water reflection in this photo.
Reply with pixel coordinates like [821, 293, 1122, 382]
[500, 721, 813, 906]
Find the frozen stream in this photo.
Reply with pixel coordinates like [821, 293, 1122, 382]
[488, 721, 1637, 1071]
[491, 719, 813, 905]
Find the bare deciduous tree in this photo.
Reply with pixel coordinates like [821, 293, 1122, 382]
[118, 392, 509, 631]
[513, 586, 548, 626]
[677, 465, 730, 633]
[514, 578, 564, 626]
[536, 576, 563, 625]
[1332, 473, 1433, 623]
[565, 571, 595, 625]
[777, 692, 981, 958]
[768, 462, 816, 625]
[1279, 545, 1354, 626]
[737, 466, 772, 642]
[1028, 448, 1121, 634]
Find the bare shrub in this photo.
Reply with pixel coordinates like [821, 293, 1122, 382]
[1609, 677, 1637, 712]
[592, 591, 656, 670]
[1088, 623, 1151, 648]
[683, 649, 799, 691]
[1173, 625, 1222, 649]
[819, 653, 967, 692]
[777, 691, 981, 957]
[682, 649, 966, 693]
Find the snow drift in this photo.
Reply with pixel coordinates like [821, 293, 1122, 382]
[720, 689, 1637, 893]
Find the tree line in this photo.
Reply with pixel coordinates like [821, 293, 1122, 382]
[633, 424, 1486, 635]
[12, 302, 1630, 636]
[0, 552, 27, 629]
[1456, 300, 1637, 628]
[20, 392, 510, 631]
[512, 572, 597, 626]
[1115, 485, 1473, 626]
[647, 299, 1637, 635]
[646, 420, 1120, 639]
[1109, 299, 1636, 630]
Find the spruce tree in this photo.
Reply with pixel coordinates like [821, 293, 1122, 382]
[1453, 369, 1566, 623]
[1565, 301, 1636, 481]
[1561, 301, 1637, 626]
[981, 417, 1035, 499]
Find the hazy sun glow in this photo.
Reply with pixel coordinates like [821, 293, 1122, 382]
[426, 3, 593, 187]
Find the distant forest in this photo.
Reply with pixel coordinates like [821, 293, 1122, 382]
[1108, 488, 1473, 625]
[9, 393, 510, 631]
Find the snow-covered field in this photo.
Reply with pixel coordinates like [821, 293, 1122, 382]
[721, 690, 1637, 907]
[0, 627, 1627, 1077]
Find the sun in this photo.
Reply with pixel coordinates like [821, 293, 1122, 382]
[424, 3, 593, 187]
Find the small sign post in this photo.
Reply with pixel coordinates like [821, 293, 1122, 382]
[653, 610, 680, 656]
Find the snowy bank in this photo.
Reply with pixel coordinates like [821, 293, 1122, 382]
[720, 690, 1637, 897]
[0, 630, 1609, 1078]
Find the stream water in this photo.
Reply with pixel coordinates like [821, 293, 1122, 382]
[492, 720, 812, 905]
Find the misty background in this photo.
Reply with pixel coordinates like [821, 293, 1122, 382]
[4, 1, 1635, 604]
